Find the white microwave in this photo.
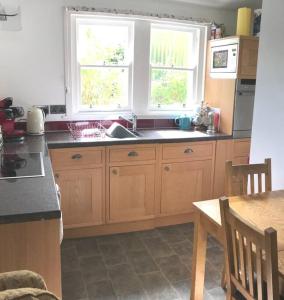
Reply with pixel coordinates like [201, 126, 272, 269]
[210, 43, 238, 78]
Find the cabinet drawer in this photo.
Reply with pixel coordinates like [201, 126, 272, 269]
[109, 147, 156, 163]
[50, 148, 104, 170]
[233, 139, 251, 157]
[162, 142, 214, 161]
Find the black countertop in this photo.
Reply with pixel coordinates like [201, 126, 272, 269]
[0, 129, 232, 225]
[0, 136, 61, 224]
[47, 129, 232, 148]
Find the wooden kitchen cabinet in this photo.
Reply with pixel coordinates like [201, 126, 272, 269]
[213, 138, 251, 198]
[54, 168, 104, 228]
[50, 147, 105, 229]
[238, 37, 259, 79]
[108, 164, 155, 223]
[160, 160, 213, 215]
[159, 141, 215, 216]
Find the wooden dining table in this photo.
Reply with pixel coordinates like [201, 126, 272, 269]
[190, 190, 284, 300]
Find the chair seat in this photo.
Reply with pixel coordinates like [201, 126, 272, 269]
[0, 287, 59, 300]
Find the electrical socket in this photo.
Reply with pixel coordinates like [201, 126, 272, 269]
[50, 105, 66, 114]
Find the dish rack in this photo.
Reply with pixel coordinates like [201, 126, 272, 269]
[68, 122, 107, 140]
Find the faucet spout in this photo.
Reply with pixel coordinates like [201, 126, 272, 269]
[119, 113, 137, 132]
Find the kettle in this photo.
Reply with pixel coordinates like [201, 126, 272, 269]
[27, 106, 45, 135]
[175, 115, 192, 130]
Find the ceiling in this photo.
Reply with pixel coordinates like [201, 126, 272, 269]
[171, 0, 262, 9]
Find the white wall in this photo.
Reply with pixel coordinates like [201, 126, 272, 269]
[0, 0, 236, 117]
[250, 0, 284, 189]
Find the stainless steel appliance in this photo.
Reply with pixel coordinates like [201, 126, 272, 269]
[0, 152, 45, 180]
[233, 79, 256, 138]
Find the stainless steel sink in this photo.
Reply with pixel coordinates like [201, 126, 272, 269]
[106, 122, 140, 139]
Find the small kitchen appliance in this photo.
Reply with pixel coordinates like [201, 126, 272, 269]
[0, 97, 25, 141]
[27, 106, 45, 135]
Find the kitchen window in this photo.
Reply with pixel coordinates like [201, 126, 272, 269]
[66, 13, 207, 117]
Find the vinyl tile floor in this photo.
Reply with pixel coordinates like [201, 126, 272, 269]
[61, 223, 226, 300]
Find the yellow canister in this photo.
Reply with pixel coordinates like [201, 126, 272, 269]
[236, 7, 252, 36]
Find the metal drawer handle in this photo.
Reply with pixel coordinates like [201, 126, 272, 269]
[128, 151, 138, 157]
[71, 154, 82, 160]
[112, 169, 118, 175]
[184, 148, 194, 154]
[164, 166, 170, 172]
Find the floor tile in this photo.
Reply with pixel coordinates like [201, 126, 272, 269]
[119, 234, 146, 253]
[80, 255, 108, 284]
[171, 239, 193, 256]
[142, 237, 174, 258]
[139, 272, 180, 300]
[155, 255, 191, 283]
[206, 287, 226, 300]
[108, 263, 143, 296]
[61, 246, 80, 273]
[99, 242, 128, 266]
[158, 226, 188, 244]
[127, 250, 159, 274]
[87, 280, 116, 300]
[172, 279, 191, 300]
[62, 270, 87, 300]
[61, 223, 226, 300]
[75, 237, 101, 257]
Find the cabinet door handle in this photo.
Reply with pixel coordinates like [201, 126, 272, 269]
[184, 148, 194, 154]
[71, 154, 82, 160]
[112, 169, 118, 175]
[55, 173, 59, 179]
[164, 166, 170, 172]
[128, 151, 138, 157]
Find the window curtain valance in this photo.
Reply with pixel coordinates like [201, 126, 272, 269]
[66, 6, 211, 25]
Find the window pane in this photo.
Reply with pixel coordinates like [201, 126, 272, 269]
[80, 68, 129, 109]
[150, 69, 193, 107]
[78, 23, 130, 65]
[150, 27, 193, 68]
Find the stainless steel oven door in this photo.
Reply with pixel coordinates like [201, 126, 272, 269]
[233, 90, 255, 138]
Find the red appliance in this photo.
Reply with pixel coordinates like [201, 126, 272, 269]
[0, 97, 25, 141]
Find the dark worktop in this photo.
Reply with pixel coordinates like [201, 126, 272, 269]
[0, 136, 61, 224]
[0, 129, 233, 225]
[47, 129, 232, 148]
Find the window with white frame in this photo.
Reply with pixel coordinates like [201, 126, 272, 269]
[66, 13, 206, 116]
[149, 25, 200, 110]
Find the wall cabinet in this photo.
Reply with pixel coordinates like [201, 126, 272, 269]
[238, 37, 259, 79]
[108, 164, 155, 223]
[161, 160, 213, 215]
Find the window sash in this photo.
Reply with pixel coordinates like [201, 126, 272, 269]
[65, 12, 206, 117]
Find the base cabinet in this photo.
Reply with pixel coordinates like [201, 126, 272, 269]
[160, 160, 213, 215]
[213, 138, 251, 198]
[108, 164, 155, 223]
[55, 168, 104, 228]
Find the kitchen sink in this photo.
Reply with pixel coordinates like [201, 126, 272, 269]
[106, 122, 141, 139]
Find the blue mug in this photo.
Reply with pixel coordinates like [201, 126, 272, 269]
[175, 115, 192, 130]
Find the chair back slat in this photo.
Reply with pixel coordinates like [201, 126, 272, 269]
[246, 240, 255, 297]
[225, 158, 272, 196]
[219, 197, 279, 300]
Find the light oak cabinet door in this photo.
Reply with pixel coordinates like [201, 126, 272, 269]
[108, 164, 155, 223]
[238, 38, 259, 79]
[161, 160, 213, 215]
[55, 168, 104, 228]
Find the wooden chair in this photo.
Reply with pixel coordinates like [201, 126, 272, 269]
[225, 158, 272, 197]
[220, 197, 279, 300]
